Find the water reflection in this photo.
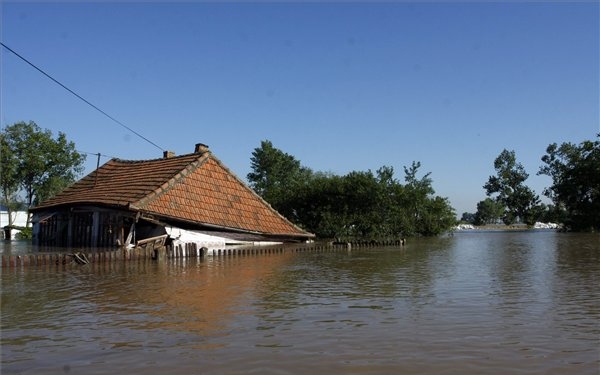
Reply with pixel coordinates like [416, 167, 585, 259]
[0, 239, 36, 255]
[553, 233, 600, 335]
[91, 255, 295, 336]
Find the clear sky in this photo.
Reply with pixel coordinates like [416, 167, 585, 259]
[1, 1, 598, 216]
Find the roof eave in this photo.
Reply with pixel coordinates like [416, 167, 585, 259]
[138, 211, 314, 239]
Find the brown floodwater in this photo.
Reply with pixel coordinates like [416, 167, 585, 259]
[1, 231, 599, 375]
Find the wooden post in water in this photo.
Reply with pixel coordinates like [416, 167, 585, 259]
[156, 245, 166, 261]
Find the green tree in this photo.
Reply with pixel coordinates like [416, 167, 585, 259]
[402, 161, 433, 232]
[460, 212, 476, 224]
[1, 121, 86, 226]
[375, 166, 401, 237]
[395, 161, 456, 236]
[342, 170, 382, 238]
[538, 137, 600, 231]
[474, 198, 504, 225]
[0, 131, 23, 227]
[419, 196, 457, 236]
[293, 170, 383, 239]
[536, 203, 566, 224]
[484, 149, 540, 225]
[294, 172, 349, 238]
[247, 140, 312, 220]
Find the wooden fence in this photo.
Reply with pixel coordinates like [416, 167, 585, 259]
[1, 238, 406, 269]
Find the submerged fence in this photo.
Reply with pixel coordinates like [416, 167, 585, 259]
[1, 239, 406, 269]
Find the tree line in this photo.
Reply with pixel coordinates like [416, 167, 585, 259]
[250, 136, 600, 236]
[247, 140, 457, 239]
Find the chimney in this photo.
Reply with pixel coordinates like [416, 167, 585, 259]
[195, 143, 209, 153]
[163, 150, 176, 158]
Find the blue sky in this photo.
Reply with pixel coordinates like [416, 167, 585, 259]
[2, 2, 598, 216]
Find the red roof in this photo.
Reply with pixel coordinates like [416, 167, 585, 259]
[31, 150, 313, 238]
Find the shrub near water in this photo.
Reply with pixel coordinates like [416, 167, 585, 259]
[15, 227, 32, 240]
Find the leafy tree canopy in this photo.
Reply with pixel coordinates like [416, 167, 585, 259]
[1, 121, 86, 226]
[484, 149, 540, 225]
[247, 140, 312, 219]
[474, 198, 504, 225]
[538, 136, 600, 231]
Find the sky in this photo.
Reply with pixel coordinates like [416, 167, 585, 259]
[1, 1, 598, 217]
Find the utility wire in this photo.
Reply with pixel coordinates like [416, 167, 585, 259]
[1, 42, 165, 152]
[78, 150, 117, 160]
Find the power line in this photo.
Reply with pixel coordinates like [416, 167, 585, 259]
[78, 150, 117, 160]
[1, 42, 165, 152]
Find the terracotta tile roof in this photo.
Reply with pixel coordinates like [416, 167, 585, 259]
[32, 151, 313, 238]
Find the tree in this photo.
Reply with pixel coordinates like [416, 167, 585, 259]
[401, 161, 434, 232]
[535, 203, 566, 225]
[292, 172, 347, 238]
[538, 137, 600, 231]
[375, 166, 401, 237]
[392, 161, 456, 236]
[460, 212, 476, 224]
[484, 149, 540, 225]
[1, 121, 86, 226]
[418, 196, 456, 236]
[247, 140, 312, 220]
[403, 161, 434, 215]
[0, 131, 22, 227]
[474, 198, 504, 225]
[341, 170, 382, 238]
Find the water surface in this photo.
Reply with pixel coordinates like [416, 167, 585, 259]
[1, 231, 599, 374]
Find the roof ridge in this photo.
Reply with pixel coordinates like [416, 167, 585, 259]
[110, 151, 203, 164]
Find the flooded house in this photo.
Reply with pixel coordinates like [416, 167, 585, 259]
[29, 143, 314, 252]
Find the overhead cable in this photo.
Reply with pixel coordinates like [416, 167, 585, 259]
[78, 150, 117, 159]
[1, 42, 164, 152]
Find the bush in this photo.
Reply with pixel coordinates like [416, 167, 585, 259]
[15, 227, 32, 240]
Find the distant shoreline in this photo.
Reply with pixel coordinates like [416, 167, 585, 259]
[456, 223, 560, 231]
[475, 224, 529, 230]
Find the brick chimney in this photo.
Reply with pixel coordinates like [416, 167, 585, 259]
[195, 143, 209, 153]
[163, 150, 176, 158]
